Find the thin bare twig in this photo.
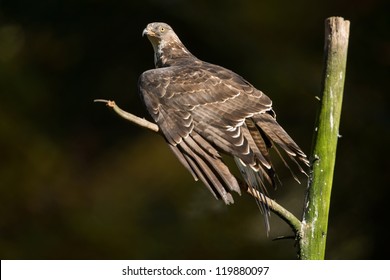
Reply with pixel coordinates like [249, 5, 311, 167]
[94, 99, 159, 132]
[245, 186, 301, 235]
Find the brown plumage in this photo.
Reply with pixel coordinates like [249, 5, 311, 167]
[139, 22, 309, 231]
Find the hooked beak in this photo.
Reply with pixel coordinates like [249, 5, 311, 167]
[142, 27, 155, 37]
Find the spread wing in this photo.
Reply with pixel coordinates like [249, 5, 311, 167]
[138, 62, 308, 206]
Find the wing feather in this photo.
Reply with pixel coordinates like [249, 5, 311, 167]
[173, 132, 239, 204]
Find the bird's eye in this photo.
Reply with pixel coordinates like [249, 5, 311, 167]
[160, 27, 165, 32]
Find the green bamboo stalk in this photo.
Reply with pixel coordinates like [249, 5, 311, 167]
[299, 17, 350, 259]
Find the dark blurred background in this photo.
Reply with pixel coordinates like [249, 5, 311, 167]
[0, 0, 388, 259]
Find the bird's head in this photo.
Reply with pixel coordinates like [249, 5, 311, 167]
[142, 22, 175, 47]
[142, 22, 193, 67]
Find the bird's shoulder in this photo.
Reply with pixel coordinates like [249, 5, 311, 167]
[139, 60, 268, 102]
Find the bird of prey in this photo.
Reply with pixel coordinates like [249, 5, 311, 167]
[139, 22, 309, 230]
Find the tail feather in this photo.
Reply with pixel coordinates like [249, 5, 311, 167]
[234, 157, 271, 233]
